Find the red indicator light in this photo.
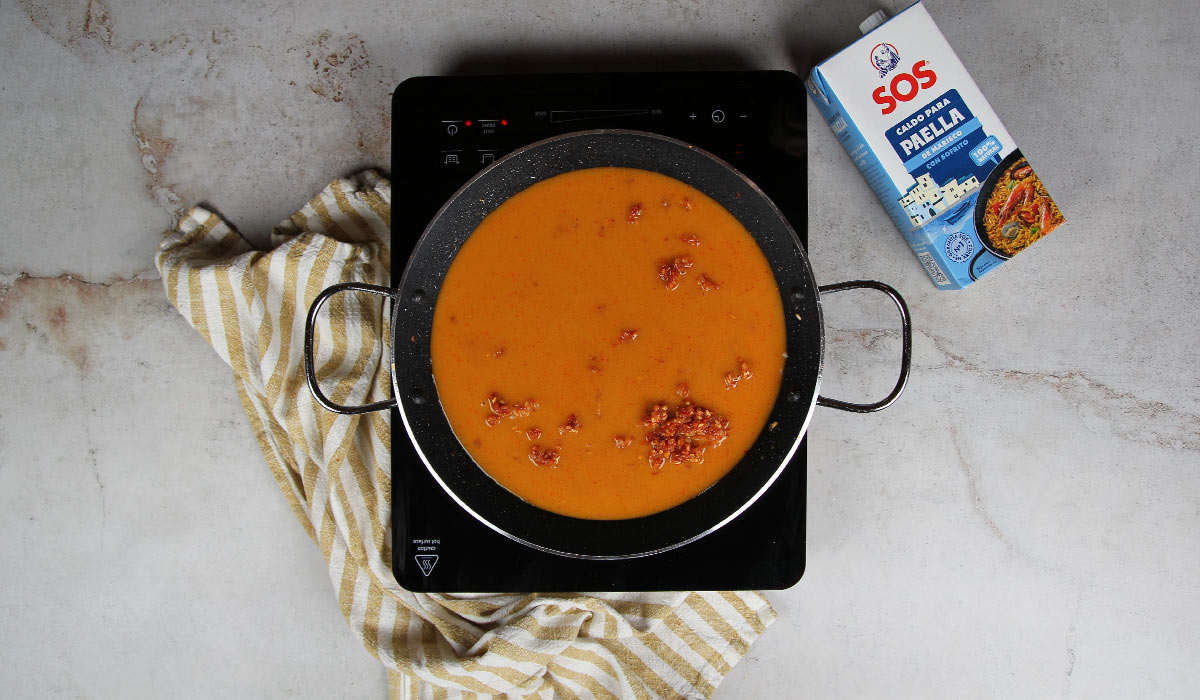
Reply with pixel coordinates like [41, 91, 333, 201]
[464, 120, 472, 127]
[501, 119, 508, 126]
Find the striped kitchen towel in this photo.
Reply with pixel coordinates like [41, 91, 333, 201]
[155, 170, 776, 700]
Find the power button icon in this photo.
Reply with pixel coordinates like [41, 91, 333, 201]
[446, 124, 459, 135]
[711, 110, 726, 123]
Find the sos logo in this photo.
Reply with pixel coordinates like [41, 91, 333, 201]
[872, 60, 937, 115]
[870, 43, 902, 77]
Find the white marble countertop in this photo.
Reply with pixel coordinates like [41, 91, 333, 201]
[3, 0, 1197, 697]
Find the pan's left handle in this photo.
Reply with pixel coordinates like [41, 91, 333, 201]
[304, 281, 400, 415]
[815, 280, 912, 413]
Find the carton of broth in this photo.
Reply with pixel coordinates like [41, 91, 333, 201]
[805, 2, 1064, 289]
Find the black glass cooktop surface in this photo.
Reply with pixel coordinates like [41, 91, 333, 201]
[390, 71, 808, 592]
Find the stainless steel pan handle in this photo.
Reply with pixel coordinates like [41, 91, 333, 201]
[303, 282, 399, 415]
[816, 280, 912, 413]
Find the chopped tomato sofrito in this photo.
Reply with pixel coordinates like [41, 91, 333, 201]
[698, 274, 720, 293]
[430, 167, 785, 520]
[529, 445, 560, 467]
[559, 414, 582, 434]
[658, 256, 694, 291]
[643, 401, 731, 472]
[484, 392, 538, 426]
[723, 357, 753, 390]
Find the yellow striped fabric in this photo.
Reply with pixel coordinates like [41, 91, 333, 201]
[155, 171, 777, 700]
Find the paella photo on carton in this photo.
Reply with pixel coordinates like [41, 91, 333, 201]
[980, 155, 1065, 257]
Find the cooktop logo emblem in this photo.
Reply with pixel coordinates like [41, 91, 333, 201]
[415, 554, 439, 576]
[870, 42, 902, 77]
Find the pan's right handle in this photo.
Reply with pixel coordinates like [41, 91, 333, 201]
[304, 281, 399, 415]
[815, 280, 912, 413]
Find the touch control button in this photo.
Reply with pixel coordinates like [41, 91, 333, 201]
[711, 109, 726, 123]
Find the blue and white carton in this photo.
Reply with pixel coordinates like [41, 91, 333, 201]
[805, 2, 1064, 289]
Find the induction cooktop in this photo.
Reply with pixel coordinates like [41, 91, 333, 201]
[390, 71, 808, 592]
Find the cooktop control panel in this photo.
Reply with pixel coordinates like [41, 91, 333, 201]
[393, 72, 807, 257]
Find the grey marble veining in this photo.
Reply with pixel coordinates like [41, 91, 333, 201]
[2, 0, 1197, 697]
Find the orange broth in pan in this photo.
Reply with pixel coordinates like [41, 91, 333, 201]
[430, 167, 786, 520]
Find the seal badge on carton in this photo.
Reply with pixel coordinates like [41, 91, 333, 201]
[806, 2, 1064, 289]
